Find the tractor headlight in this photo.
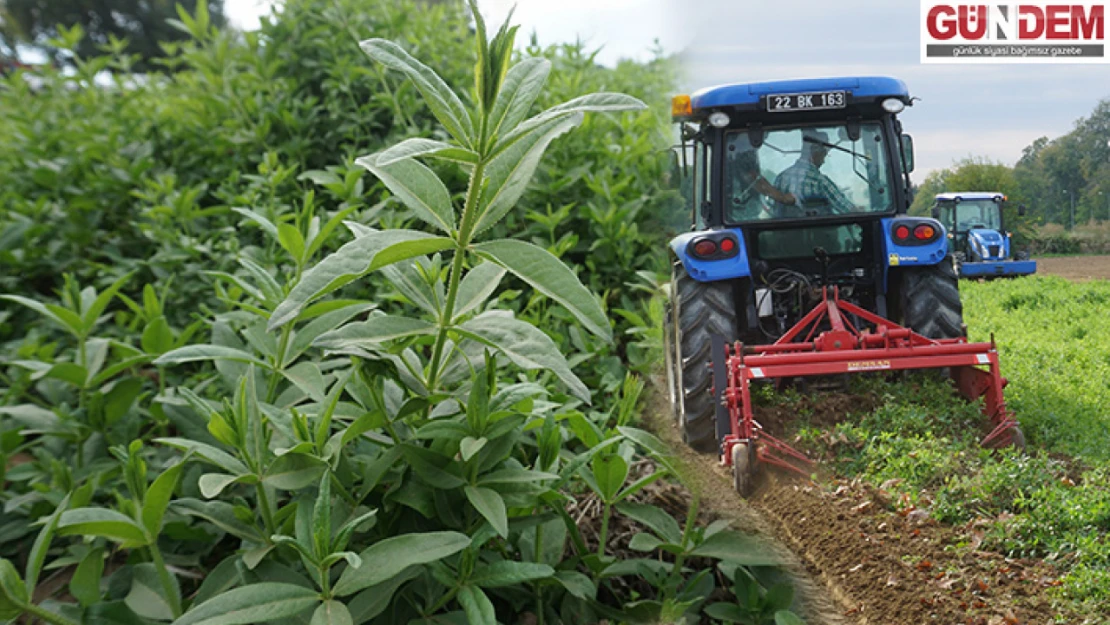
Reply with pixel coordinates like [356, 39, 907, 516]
[882, 98, 905, 114]
[708, 111, 731, 128]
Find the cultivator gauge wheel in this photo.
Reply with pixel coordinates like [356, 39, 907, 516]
[731, 442, 755, 497]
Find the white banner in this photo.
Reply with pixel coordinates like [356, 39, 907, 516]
[921, 1, 1108, 63]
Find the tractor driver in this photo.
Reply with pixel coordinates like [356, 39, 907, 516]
[773, 129, 861, 216]
[727, 147, 795, 221]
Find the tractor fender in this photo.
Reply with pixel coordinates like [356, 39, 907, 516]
[881, 216, 949, 291]
[669, 228, 752, 283]
[881, 217, 949, 267]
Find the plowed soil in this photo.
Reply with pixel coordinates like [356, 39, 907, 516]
[646, 381, 1075, 625]
[1037, 255, 1110, 281]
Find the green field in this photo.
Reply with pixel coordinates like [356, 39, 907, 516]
[787, 276, 1110, 618]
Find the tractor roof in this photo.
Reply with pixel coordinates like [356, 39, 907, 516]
[691, 76, 910, 110]
[934, 192, 1005, 201]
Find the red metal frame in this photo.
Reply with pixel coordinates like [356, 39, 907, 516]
[719, 287, 1021, 474]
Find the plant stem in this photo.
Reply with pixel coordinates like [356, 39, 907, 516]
[427, 159, 487, 391]
[256, 483, 277, 537]
[266, 325, 293, 403]
[22, 602, 80, 625]
[427, 586, 459, 614]
[149, 542, 182, 617]
[597, 502, 612, 557]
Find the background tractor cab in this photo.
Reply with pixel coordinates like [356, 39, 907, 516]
[931, 192, 1037, 278]
[664, 76, 967, 454]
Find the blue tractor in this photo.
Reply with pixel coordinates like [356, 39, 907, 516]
[662, 77, 1021, 489]
[931, 192, 1037, 278]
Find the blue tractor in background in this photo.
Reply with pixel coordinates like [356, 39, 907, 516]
[662, 77, 1022, 492]
[931, 192, 1037, 278]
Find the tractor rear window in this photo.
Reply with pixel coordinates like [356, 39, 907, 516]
[723, 122, 894, 223]
[939, 200, 1003, 231]
[756, 225, 864, 259]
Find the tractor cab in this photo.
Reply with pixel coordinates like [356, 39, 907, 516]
[669, 77, 947, 334]
[931, 192, 1037, 278]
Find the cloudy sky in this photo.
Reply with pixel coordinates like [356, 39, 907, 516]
[226, 0, 1110, 178]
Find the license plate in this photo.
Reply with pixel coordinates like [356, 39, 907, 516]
[765, 91, 847, 113]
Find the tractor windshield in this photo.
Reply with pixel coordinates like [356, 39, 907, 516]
[939, 200, 1002, 231]
[723, 122, 894, 223]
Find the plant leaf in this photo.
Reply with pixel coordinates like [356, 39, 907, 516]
[332, 531, 470, 597]
[313, 316, 436, 350]
[81, 272, 131, 330]
[591, 454, 629, 502]
[469, 561, 553, 588]
[356, 152, 455, 234]
[615, 502, 683, 545]
[286, 302, 376, 365]
[171, 582, 319, 625]
[142, 461, 185, 536]
[70, 547, 104, 607]
[464, 486, 508, 538]
[375, 137, 477, 167]
[0, 558, 28, 618]
[156, 437, 249, 475]
[198, 473, 250, 499]
[154, 345, 267, 367]
[457, 586, 495, 625]
[57, 508, 148, 546]
[496, 92, 646, 155]
[278, 223, 307, 263]
[0, 295, 84, 338]
[474, 239, 610, 340]
[171, 499, 262, 542]
[487, 57, 551, 142]
[269, 230, 454, 330]
[473, 113, 582, 236]
[775, 610, 805, 625]
[457, 311, 588, 402]
[24, 492, 69, 594]
[689, 531, 780, 565]
[126, 562, 180, 621]
[553, 571, 596, 600]
[359, 39, 475, 147]
[453, 262, 506, 320]
[310, 600, 352, 625]
[264, 454, 325, 491]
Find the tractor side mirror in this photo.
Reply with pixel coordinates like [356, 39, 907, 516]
[901, 134, 915, 173]
[1018, 204, 1027, 217]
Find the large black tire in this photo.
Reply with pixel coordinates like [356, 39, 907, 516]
[670, 262, 738, 452]
[902, 258, 965, 339]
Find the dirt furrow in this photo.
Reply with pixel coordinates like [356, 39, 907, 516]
[645, 379, 1068, 625]
[645, 380, 857, 625]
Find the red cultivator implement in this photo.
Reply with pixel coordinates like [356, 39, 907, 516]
[715, 287, 1023, 495]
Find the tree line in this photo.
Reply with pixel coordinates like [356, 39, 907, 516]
[911, 97, 1110, 229]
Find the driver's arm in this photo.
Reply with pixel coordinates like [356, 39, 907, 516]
[819, 174, 859, 214]
[755, 176, 795, 205]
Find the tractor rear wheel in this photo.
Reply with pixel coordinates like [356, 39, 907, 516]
[670, 262, 737, 452]
[902, 257, 965, 339]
